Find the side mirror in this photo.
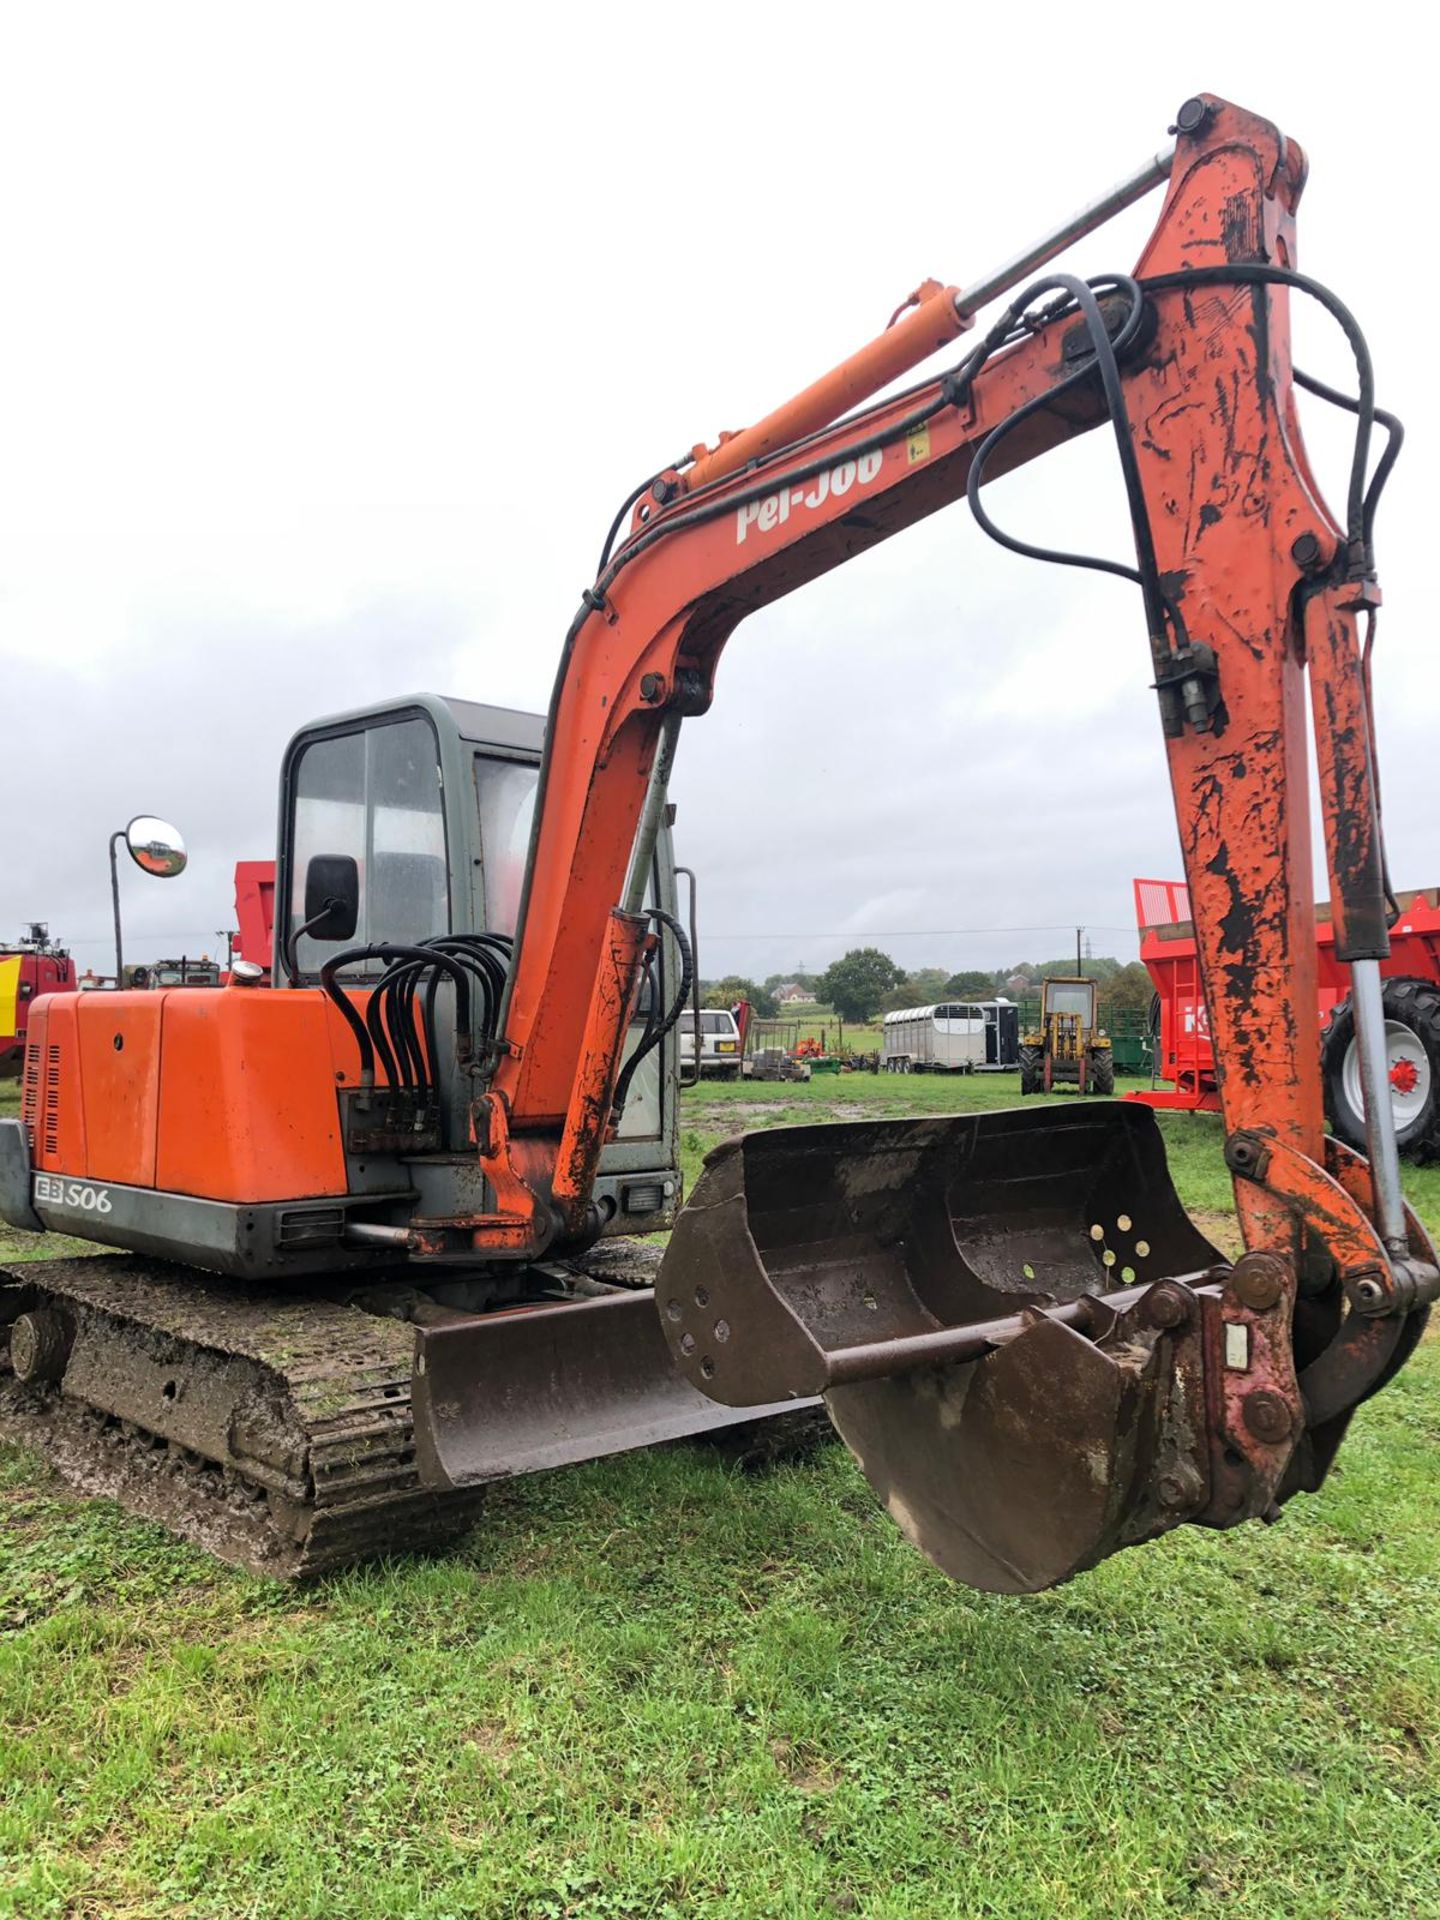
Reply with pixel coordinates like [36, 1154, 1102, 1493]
[303, 855, 360, 943]
[125, 816, 187, 878]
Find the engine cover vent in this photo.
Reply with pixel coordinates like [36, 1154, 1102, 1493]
[21, 1044, 39, 1152]
[42, 1044, 61, 1159]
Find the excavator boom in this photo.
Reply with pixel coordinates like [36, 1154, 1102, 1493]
[425, 93, 1437, 1587]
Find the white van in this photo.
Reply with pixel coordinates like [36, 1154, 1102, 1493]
[680, 1007, 744, 1080]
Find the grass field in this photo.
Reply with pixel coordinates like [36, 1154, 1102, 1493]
[3, 1073, 1439, 1918]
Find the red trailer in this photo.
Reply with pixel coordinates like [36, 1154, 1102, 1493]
[0, 927, 77, 1076]
[233, 859, 276, 972]
[1129, 877, 1440, 1160]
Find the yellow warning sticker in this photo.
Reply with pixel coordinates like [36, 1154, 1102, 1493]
[906, 424, 931, 465]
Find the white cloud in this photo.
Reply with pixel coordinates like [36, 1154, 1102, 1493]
[2, 6, 1434, 986]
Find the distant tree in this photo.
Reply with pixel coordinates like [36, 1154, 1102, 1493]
[944, 968, 999, 998]
[1033, 954, 1123, 984]
[703, 975, 778, 1019]
[818, 948, 904, 1023]
[879, 966, 949, 1015]
[1098, 961, 1154, 1028]
[1005, 956, 1148, 1027]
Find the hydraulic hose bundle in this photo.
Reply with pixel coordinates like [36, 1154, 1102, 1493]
[319, 935, 514, 1143]
[318, 909, 690, 1140]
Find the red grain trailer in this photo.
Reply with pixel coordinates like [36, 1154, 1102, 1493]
[232, 859, 276, 972]
[1129, 877, 1440, 1160]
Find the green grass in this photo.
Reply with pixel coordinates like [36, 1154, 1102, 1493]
[3, 1074, 1440, 1917]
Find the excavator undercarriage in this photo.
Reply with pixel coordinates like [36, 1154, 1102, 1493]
[1, 1242, 816, 1575]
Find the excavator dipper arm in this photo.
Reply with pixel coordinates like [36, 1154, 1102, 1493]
[424, 94, 1437, 1588]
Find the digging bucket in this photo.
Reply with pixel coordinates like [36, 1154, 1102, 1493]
[412, 1289, 814, 1490]
[658, 1102, 1227, 1592]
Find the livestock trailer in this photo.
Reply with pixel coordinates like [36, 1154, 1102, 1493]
[881, 1000, 1019, 1073]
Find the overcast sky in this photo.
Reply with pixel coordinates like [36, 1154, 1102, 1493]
[2, 8, 1433, 984]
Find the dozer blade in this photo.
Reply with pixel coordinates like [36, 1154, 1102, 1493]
[659, 1103, 1231, 1592]
[412, 1289, 814, 1489]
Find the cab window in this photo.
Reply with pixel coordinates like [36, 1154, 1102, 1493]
[290, 716, 448, 973]
[473, 755, 539, 936]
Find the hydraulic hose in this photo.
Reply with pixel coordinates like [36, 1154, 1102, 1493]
[612, 907, 693, 1121]
[319, 943, 475, 1099]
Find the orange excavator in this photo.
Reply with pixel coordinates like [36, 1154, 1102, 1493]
[3, 93, 1433, 1590]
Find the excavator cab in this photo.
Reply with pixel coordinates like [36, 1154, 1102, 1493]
[276, 695, 679, 1198]
[6, 694, 686, 1270]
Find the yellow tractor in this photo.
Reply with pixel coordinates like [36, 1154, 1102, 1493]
[1018, 977, 1115, 1096]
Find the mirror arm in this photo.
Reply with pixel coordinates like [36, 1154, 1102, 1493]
[285, 898, 344, 988]
[109, 830, 127, 986]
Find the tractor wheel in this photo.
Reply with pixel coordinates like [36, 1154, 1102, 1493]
[1018, 1045, 1043, 1096]
[1322, 977, 1440, 1161]
[1089, 1050, 1116, 1096]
